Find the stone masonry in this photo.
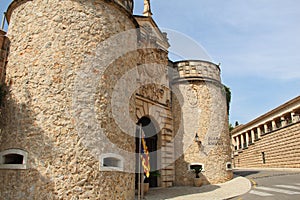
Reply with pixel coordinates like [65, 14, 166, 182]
[0, 30, 9, 83]
[171, 61, 233, 185]
[1, 0, 138, 199]
[0, 0, 232, 199]
[232, 96, 300, 168]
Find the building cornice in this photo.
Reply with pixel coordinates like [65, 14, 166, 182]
[232, 95, 300, 134]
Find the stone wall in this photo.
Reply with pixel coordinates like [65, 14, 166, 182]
[0, 30, 9, 83]
[0, 0, 234, 198]
[233, 122, 300, 168]
[0, 0, 138, 199]
[172, 61, 233, 186]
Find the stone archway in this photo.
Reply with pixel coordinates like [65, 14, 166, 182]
[135, 94, 175, 188]
[136, 116, 159, 188]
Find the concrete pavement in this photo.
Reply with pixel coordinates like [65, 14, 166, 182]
[142, 175, 251, 200]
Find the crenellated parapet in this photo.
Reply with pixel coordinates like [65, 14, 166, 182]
[171, 60, 221, 84]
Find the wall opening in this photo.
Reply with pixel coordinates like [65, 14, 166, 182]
[100, 153, 124, 171]
[3, 154, 24, 164]
[103, 157, 121, 168]
[188, 163, 205, 172]
[262, 152, 266, 164]
[226, 162, 233, 171]
[136, 116, 159, 188]
[0, 149, 28, 169]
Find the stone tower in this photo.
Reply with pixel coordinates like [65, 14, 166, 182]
[0, 0, 140, 199]
[171, 60, 233, 185]
[0, 0, 232, 199]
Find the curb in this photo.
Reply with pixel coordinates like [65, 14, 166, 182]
[249, 178, 257, 187]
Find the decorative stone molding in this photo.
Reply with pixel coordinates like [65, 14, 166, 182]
[185, 85, 199, 107]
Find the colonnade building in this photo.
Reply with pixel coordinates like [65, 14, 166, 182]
[231, 96, 300, 168]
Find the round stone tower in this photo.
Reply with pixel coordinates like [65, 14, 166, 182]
[0, 0, 139, 199]
[171, 60, 233, 185]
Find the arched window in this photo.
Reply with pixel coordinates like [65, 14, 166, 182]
[99, 153, 124, 172]
[0, 149, 28, 169]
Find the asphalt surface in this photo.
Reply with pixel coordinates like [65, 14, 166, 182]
[137, 174, 251, 200]
[232, 169, 300, 200]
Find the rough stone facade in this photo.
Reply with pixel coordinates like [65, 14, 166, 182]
[0, 0, 232, 199]
[1, 0, 138, 199]
[232, 96, 300, 168]
[171, 61, 233, 185]
[0, 30, 9, 83]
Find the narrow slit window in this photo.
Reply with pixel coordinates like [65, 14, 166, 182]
[262, 152, 266, 164]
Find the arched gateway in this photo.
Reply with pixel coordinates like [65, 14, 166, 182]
[0, 0, 232, 199]
[134, 87, 175, 188]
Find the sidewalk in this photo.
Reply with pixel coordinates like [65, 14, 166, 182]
[234, 167, 300, 180]
[142, 176, 251, 200]
[234, 167, 300, 172]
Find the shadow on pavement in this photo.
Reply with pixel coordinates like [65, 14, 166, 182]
[233, 170, 260, 177]
[143, 185, 220, 200]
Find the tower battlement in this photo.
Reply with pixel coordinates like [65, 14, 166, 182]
[172, 60, 221, 84]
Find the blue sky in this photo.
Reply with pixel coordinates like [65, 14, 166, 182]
[1, 0, 300, 125]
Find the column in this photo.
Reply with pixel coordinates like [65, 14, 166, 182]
[241, 134, 244, 149]
[272, 120, 276, 130]
[245, 132, 249, 147]
[291, 112, 295, 123]
[264, 124, 268, 133]
[251, 129, 255, 143]
[257, 127, 261, 139]
[236, 136, 240, 150]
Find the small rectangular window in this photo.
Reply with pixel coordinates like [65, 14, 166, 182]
[103, 157, 121, 168]
[0, 149, 28, 169]
[4, 154, 24, 164]
[226, 162, 233, 171]
[100, 153, 124, 171]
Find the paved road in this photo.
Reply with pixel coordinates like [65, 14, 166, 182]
[232, 169, 300, 200]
